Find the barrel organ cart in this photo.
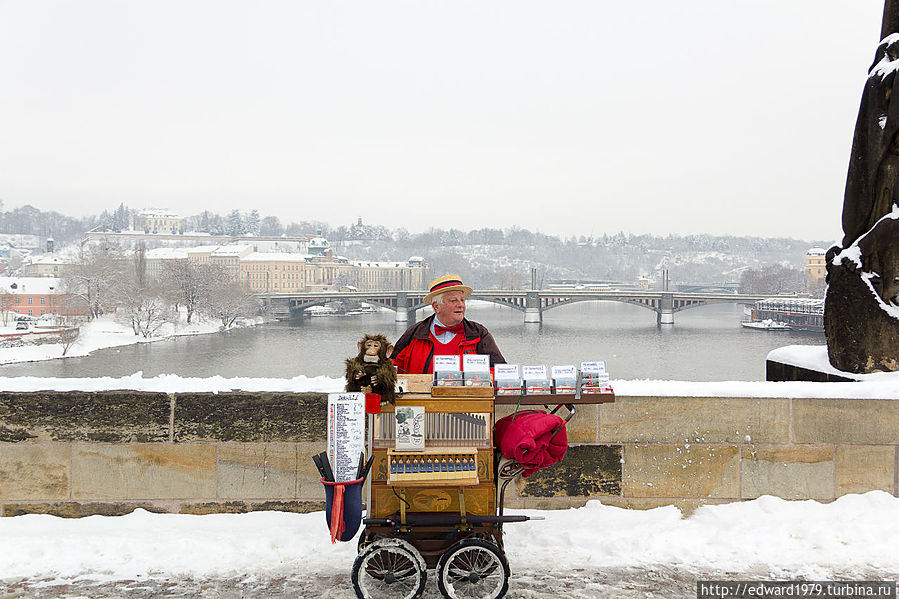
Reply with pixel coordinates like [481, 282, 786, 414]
[351, 374, 614, 599]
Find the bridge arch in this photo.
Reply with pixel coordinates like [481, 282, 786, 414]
[361, 298, 400, 312]
[468, 296, 528, 312]
[541, 296, 661, 314]
[671, 297, 753, 313]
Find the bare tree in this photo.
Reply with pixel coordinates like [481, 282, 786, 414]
[161, 259, 219, 324]
[740, 265, 807, 295]
[113, 277, 176, 337]
[0, 290, 15, 325]
[59, 325, 80, 356]
[200, 266, 260, 328]
[108, 248, 176, 337]
[63, 241, 130, 319]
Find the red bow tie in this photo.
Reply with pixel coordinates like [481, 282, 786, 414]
[435, 323, 463, 335]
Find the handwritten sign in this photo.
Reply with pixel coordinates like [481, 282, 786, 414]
[580, 361, 607, 374]
[327, 392, 365, 482]
[521, 365, 548, 380]
[463, 354, 490, 372]
[434, 355, 461, 372]
[494, 364, 521, 380]
[551, 365, 578, 379]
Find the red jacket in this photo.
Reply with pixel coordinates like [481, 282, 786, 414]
[390, 315, 506, 375]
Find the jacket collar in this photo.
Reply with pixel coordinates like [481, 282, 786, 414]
[412, 314, 479, 341]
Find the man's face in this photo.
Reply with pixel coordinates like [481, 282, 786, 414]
[433, 290, 466, 327]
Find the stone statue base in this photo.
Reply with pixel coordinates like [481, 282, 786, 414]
[825, 265, 899, 373]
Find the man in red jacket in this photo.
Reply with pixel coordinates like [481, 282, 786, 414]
[390, 274, 505, 374]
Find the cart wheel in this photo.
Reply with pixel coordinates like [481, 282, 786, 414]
[351, 538, 427, 599]
[436, 538, 510, 599]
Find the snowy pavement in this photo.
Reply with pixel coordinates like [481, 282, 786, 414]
[1, 493, 897, 598]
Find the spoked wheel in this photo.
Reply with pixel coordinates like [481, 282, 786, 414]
[436, 538, 510, 599]
[351, 538, 427, 599]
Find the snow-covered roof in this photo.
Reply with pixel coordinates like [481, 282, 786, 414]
[352, 261, 406, 268]
[806, 247, 827, 256]
[211, 244, 253, 257]
[0, 277, 63, 295]
[242, 252, 308, 263]
[26, 254, 75, 265]
[186, 245, 223, 254]
[145, 248, 189, 260]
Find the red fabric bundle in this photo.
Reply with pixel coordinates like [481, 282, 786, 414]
[494, 410, 568, 477]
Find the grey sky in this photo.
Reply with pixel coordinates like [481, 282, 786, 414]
[0, 1, 885, 241]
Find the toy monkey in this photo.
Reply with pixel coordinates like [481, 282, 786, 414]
[345, 333, 397, 404]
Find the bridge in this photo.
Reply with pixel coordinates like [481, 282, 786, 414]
[258, 289, 781, 325]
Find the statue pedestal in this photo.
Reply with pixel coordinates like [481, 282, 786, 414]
[766, 345, 859, 382]
[825, 266, 899, 373]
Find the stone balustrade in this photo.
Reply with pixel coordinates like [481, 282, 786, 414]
[1, 390, 896, 517]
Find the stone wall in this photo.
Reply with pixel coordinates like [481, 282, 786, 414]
[1, 391, 896, 517]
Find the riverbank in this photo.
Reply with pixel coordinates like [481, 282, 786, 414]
[0, 312, 260, 366]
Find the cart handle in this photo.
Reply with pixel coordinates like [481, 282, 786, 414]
[364, 514, 544, 527]
[548, 403, 576, 423]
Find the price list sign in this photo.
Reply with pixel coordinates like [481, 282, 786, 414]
[327, 392, 366, 482]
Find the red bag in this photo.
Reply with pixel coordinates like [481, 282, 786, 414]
[494, 410, 568, 477]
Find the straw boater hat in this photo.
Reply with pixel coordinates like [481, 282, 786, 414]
[424, 274, 473, 304]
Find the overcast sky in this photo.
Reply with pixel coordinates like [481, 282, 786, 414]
[0, 1, 886, 241]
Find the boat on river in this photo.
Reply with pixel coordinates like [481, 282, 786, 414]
[741, 318, 791, 331]
[744, 298, 824, 333]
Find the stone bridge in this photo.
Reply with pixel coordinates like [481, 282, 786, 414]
[259, 289, 778, 325]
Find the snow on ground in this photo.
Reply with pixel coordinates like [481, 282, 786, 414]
[0, 492, 896, 583]
[0, 312, 255, 366]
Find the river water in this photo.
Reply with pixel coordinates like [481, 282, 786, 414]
[0, 302, 823, 381]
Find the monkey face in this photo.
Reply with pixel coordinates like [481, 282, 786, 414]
[361, 338, 383, 363]
[357, 334, 394, 364]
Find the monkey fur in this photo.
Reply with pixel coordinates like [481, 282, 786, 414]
[345, 333, 397, 404]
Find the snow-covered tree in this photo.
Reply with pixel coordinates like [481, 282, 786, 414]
[161, 259, 220, 324]
[246, 209, 260, 235]
[226, 210, 245, 236]
[63, 242, 130, 319]
[200, 267, 259, 328]
[259, 215, 283, 236]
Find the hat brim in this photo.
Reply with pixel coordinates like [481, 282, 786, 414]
[424, 284, 473, 304]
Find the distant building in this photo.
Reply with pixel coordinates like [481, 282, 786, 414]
[21, 253, 76, 278]
[0, 277, 87, 317]
[232, 236, 310, 254]
[139, 209, 183, 235]
[144, 248, 189, 280]
[349, 258, 429, 291]
[805, 248, 827, 292]
[240, 253, 306, 293]
[141, 237, 427, 294]
[307, 237, 331, 257]
[185, 245, 225, 265]
[209, 245, 254, 282]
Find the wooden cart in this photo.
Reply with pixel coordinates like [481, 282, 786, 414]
[352, 374, 613, 599]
